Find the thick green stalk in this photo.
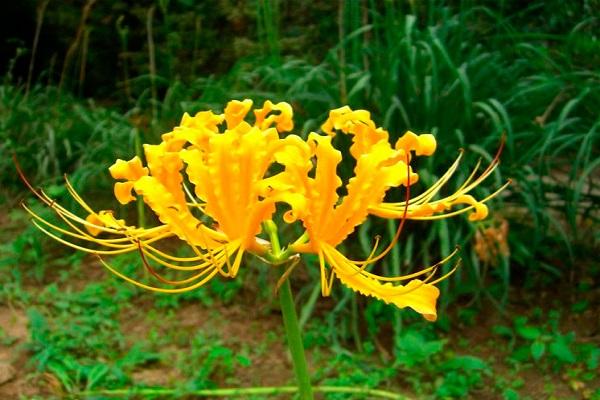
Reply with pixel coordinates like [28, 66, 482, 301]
[279, 278, 314, 400]
[263, 220, 313, 399]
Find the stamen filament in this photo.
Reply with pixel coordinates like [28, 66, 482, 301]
[97, 255, 220, 293]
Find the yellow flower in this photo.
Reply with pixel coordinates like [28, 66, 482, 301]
[20, 101, 506, 322]
[270, 106, 507, 321]
[21, 99, 304, 293]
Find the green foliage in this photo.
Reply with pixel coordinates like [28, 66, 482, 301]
[317, 352, 396, 400]
[177, 331, 251, 391]
[25, 282, 156, 392]
[0, 83, 136, 204]
[392, 327, 490, 398]
[493, 309, 600, 376]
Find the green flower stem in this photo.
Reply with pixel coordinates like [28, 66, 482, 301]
[78, 385, 409, 399]
[279, 277, 314, 400]
[263, 220, 313, 400]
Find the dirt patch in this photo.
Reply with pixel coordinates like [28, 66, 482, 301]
[213, 306, 292, 387]
[0, 307, 41, 398]
[0, 306, 28, 345]
[119, 299, 294, 388]
[131, 367, 182, 387]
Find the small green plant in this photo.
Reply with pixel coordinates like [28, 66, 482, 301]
[178, 331, 252, 391]
[493, 310, 600, 375]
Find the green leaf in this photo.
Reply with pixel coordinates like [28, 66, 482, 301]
[236, 355, 252, 367]
[443, 355, 488, 371]
[571, 300, 589, 313]
[511, 346, 531, 362]
[549, 336, 576, 364]
[530, 341, 546, 361]
[85, 364, 109, 390]
[493, 325, 513, 338]
[586, 347, 600, 370]
[503, 388, 520, 400]
[516, 325, 541, 340]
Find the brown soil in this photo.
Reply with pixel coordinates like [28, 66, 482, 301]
[0, 306, 38, 398]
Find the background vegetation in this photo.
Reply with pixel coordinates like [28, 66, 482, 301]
[1, 1, 598, 399]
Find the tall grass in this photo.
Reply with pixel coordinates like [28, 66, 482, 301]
[0, 81, 136, 205]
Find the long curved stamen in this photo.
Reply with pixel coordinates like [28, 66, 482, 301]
[338, 246, 459, 282]
[228, 245, 245, 278]
[23, 204, 130, 246]
[25, 204, 174, 255]
[143, 251, 224, 272]
[69, 174, 225, 259]
[36, 188, 162, 237]
[167, 224, 223, 271]
[409, 180, 510, 220]
[451, 158, 483, 195]
[428, 258, 461, 285]
[138, 240, 222, 263]
[64, 175, 96, 215]
[25, 206, 137, 249]
[380, 137, 503, 212]
[396, 150, 465, 206]
[322, 244, 440, 296]
[14, 154, 55, 207]
[450, 160, 499, 198]
[30, 220, 139, 255]
[318, 250, 336, 296]
[439, 137, 504, 200]
[415, 154, 476, 206]
[25, 202, 170, 247]
[224, 246, 237, 277]
[347, 235, 382, 276]
[139, 241, 227, 271]
[137, 241, 214, 285]
[97, 255, 220, 293]
[373, 158, 506, 221]
[183, 182, 207, 212]
[275, 255, 301, 293]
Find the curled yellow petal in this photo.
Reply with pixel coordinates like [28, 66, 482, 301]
[395, 131, 437, 156]
[109, 157, 148, 181]
[114, 181, 136, 205]
[180, 110, 224, 131]
[321, 106, 374, 135]
[254, 100, 294, 132]
[224, 99, 253, 129]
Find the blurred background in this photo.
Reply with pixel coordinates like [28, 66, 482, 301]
[0, 1, 598, 398]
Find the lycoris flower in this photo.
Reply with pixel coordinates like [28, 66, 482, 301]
[263, 106, 507, 320]
[21, 99, 304, 292]
[20, 100, 506, 321]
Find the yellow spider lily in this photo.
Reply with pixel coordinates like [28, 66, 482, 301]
[20, 101, 506, 322]
[19, 99, 305, 293]
[271, 106, 507, 321]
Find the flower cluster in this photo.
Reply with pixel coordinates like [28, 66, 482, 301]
[23, 100, 507, 321]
